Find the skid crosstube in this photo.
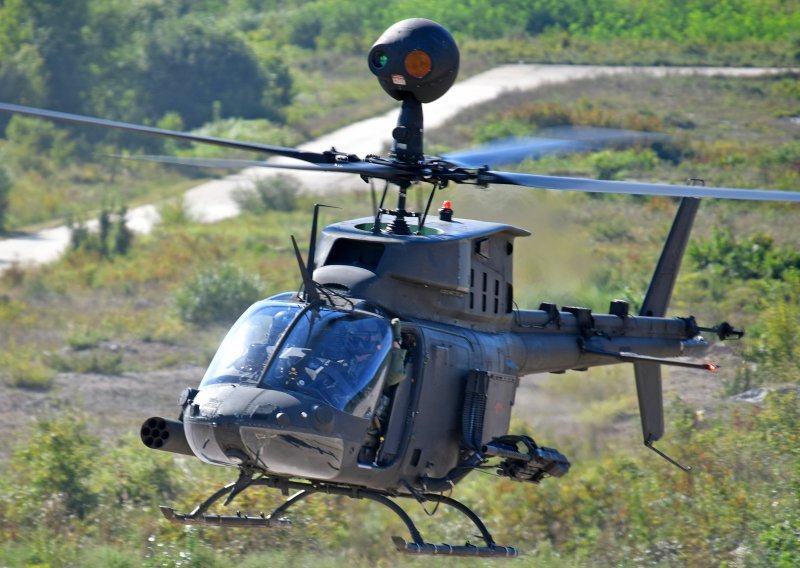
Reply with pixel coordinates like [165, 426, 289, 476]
[159, 474, 519, 557]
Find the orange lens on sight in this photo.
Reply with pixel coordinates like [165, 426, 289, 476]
[404, 50, 432, 79]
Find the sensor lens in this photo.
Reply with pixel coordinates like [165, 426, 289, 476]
[404, 50, 432, 78]
[372, 50, 388, 68]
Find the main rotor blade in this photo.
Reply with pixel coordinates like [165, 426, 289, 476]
[115, 154, 411, 178]
[0, 102, 335, 165]
[443, 127, 662, 169]
[443, 138, 577, 168]
[481, 171, 800, 202]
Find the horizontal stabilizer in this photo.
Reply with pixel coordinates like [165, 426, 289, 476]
[634, 197, 699, 445]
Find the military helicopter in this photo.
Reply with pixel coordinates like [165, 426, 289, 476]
[2, 18, 799, 558]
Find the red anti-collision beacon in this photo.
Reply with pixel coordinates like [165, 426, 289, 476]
[439, 200, 453, 222]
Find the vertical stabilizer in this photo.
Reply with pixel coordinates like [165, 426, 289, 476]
[634, 197, 700, 446]
[640, 197, 700, 317]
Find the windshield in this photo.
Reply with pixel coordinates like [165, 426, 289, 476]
[201, 300, 393, 414]
[201, 301, 301, 388]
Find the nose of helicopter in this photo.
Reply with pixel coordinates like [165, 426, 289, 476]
[181, 385, 349, 480]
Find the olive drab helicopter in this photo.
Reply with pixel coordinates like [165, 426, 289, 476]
[2, 18, 799, 558]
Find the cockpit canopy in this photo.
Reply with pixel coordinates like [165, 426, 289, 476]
[201, 300, 393, 415]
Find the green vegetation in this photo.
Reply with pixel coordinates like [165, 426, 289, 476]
[175, 263, 265, 325]
[44, 349, 124, 375]
[0, 389, 797, 566]
[0, 2, 798, 566]
[0, 341, 56, 389]
[234, 174, 300, 213]
[0, 0, 797, 231]
[69, 206, 133, 259]
[0, 165, 10, 233]
[689, 229, 800, 281]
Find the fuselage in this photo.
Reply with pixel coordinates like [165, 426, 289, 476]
[151, 213, 708, 492]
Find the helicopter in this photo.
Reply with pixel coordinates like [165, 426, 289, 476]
[2, 18, 799, 559]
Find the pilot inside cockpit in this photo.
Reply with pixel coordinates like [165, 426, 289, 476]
[275, 316, 391, 411]
[264, 312, 392, 413]
[200, 300, 394, 415]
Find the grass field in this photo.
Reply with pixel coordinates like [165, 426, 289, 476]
[0, 69, 798, 566]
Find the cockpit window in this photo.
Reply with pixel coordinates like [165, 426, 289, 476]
[261, 309, 392, 414]
[200, 300, 393, 415]
[200, 301, 301, 388]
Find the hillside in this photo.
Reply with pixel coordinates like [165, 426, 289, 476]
[1, 0, 799, 232]
[0, 64, 798, 565]
[1, 3, 799, 566]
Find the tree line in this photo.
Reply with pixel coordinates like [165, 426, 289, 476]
[2, 0, 797, 132]
[0, 0, 292, 134]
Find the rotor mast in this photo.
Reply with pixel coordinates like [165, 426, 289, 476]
[368, 18, 460, 235]
[383, 96, 424, 234]
[392, 96, 424, 163]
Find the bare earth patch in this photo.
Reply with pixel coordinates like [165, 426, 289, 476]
[0, 364, 204, 460]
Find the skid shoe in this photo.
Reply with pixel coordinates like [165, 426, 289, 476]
[388, 493, 518, 558]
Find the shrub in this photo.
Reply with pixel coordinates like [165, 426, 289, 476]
[68, 206, 133, 259]
[689, 229, 800, 280]
[157, 199, 191, 228]
[175, 263, 264, 325]
[3, 115, 78, 171]
[234, 174, 299, 213]
[744, 276, 800, 382]
[0, 342, 56, 389]
[43, 349, 124, 375]
[1, 357, 56, 389]
[8, 418, 99, 520]
[591, 148, 658, 180]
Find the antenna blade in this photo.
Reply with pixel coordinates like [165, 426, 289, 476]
[307, 204, 339, 276]
[290, 235, 320, 304]
[480, 171, 800, 202]
[633, 361, 665, 443]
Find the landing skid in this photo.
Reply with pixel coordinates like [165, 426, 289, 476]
[160, 475, 518, 558]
